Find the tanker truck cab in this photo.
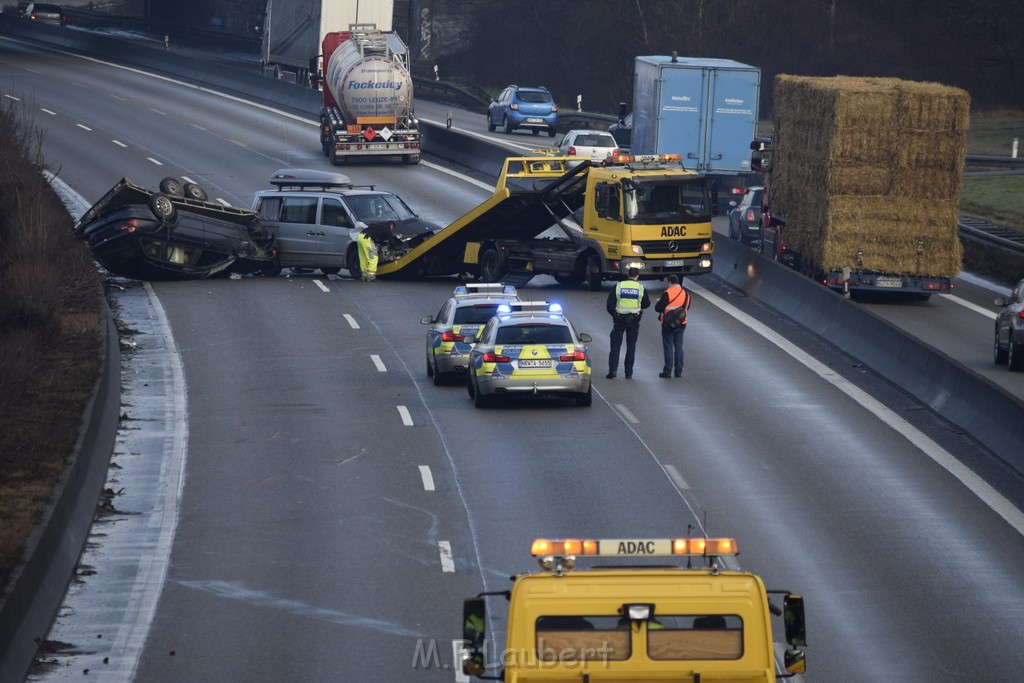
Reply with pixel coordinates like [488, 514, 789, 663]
[461, 537, 807, 682]
[585, 154, 717, 280]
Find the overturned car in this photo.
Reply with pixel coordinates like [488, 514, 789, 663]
[73, 177, 273, 280]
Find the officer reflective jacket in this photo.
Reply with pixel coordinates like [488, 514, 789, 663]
[614, 280, 646, 314]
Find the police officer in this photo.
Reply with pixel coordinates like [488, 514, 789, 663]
[606, 267, 650, 379]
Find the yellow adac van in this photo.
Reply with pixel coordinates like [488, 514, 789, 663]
[461, 537, 806, 682]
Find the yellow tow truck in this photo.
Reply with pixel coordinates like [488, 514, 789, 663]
[376, 153, 716, 289]
[461, 536, 806, 682]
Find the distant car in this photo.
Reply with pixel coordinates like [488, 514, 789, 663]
[993, 277, 1024, 370]
[466, 301, 593, 407]
[421, 284, 520, 385]
[251, 169, 439, 278]
[487, 85, 558, 137]
[19, 2, 66, 26]
[608, 112, 632, 150]
[727, 186, 763, 245]
[557, 130, 618, 162]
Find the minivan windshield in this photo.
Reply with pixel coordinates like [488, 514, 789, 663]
[623, 179, 711, 224]
[346, 193, 416, 222]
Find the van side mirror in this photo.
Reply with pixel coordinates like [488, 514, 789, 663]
[462, 598, 487, 676]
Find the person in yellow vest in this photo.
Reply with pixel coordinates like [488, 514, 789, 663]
[606, 267, 650, 379]
[355, 220, 399, 282]
[654, 274, 692, 378]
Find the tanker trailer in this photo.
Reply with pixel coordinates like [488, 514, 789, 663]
[319, 24, 421, 165]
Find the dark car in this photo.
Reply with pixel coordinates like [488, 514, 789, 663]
[19, 2, 67, 26]
[608, 112, 632, 150]
[993, 277, 1024, 370]
[73, 177, 273, 280]
[727, 186, 763, 245]
[487, 85, 558, 137]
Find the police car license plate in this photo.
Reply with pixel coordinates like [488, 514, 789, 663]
[518, 359, 551, 368]
[664, 260, 683, 267]
[875, 276, 903, 288]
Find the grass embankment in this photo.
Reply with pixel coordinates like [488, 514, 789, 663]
[961, 110, 1024, 231]
[0, 99, 102, 588]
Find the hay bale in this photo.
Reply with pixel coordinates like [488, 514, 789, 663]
[772, 75, 969, 277]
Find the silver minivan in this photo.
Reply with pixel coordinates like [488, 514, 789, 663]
[251, 169, 439, 277]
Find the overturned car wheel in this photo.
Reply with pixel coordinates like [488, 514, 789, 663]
[148, 193, 177, 225]
[183, 182, 208, 201]
[159, 177, 185, 197]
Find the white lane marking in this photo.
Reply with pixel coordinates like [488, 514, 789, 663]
[191, 123, 207, 130]
[615, 403, 640, 424]
[371, 354, 387, 372]
[215, 197, 230, 206]
[76, 123, 92, 131]
[419, 465, 435, 491]
[147, 157, 163, 166]
[229, 139, 248, 147]
[664, 464, 691, 490]
[3, 94, 20, 101]
[453, 641, 470, 682]
[313, 279, 329, 293]
[150, 108, 165, 115]
[40, 108, 56, 115]
[940, 293, 997, 320]
[112, 139, 128, 148]
[181, 175, 196, 184]
[688, 280, 1024, 537]
[109, 93, 127, 101]
[397, 405, 413, 426]
[343, 313, 360, 329]
[438, 541, 455, 572]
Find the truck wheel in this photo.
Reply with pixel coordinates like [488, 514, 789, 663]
[994, 330, 1008, 365]
[404, 154, 421, 165]
[553, 274, 577, 286]
[504, 117, 514, 134]
[479, 247, 506, 283]
[182, 182, 208, 201]
[346, 248, 362, 280]
[159, 177, 184, 197]
[330, 147, 343, 166]
[148, 193, 177, 225]
[585, 254, 602, 291]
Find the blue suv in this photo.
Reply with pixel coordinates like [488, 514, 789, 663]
[487, 85, 558, 137]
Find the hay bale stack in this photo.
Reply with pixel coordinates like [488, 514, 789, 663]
[772, 75, 969, 277]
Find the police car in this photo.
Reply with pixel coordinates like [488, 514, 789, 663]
[466, 301, 593, 407]
[421, 284, 520, 385]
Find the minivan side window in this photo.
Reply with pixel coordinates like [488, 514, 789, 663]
[280, 197, 318, 224]
[321, 198, 352, 228]
[256, 196, 282, 220]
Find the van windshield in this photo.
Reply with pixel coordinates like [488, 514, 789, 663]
[347, 193, 416, 222]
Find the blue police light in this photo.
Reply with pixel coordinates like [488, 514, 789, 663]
[502, 285, 518, 295]
[497, 304, 512, 314]
[548, 303, 563, 314]
[454, 285, 469, 295]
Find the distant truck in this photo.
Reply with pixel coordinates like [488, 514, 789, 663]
[258, 0, 393, 85]
[318, 24, 421, 165]
[376, 152, 717, 288]
[460, 536, 807, 682]
[628, 54, 761, 212]
[754, 75, 967, 298]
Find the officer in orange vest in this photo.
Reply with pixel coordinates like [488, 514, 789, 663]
[654, 274, 691, 378]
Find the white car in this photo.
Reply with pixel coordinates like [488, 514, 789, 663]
[557, 130, 619, 162]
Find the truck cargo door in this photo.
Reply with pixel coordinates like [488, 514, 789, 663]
[707, 69, 760, 173]
[656, 67, 707, 167]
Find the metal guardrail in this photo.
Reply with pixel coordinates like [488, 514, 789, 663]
[965, 154, 1024, 168]
[958, 216, 1024, 256]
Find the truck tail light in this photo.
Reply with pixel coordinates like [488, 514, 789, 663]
[441, 331, 465, 342]
[559, 350, 586, 362]
[482, 351, 509, 363]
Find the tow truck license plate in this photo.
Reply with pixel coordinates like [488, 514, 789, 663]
[664, 260, 684, 267]
[518, 359, 551, 368]
[875, 276, 903, 288]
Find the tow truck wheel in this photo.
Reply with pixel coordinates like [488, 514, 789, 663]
[183, 182, 208, 201]
[553, 274, 577, 286]
[994, 331, 1008, 365]
[346, 248, 362, 280]
[148, 193, 177, 225]
[585, 254, 602, 291]
[159, 177, 184, 197]
[479, 247, 506, 283]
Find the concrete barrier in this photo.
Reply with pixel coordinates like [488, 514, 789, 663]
[713, 237, 1024, 473]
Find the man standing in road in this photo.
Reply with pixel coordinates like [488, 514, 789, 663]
[356, 220, 400, 281]
[654, 274, 691, 378]
[606, 267, 650, 379]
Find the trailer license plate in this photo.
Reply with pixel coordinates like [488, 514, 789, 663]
[875, 276, 903, 288]
[665, 260, 683, 267]
[368, 144, 386, 150]
[519, 359, 551, 369]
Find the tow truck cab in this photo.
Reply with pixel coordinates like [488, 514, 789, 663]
[462, 537, 806, 682]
